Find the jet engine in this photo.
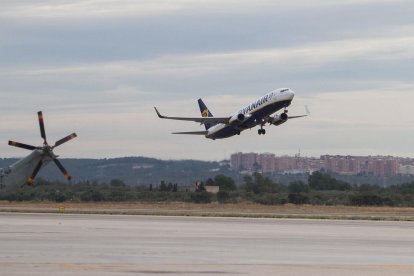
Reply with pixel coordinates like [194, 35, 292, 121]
[269, 113, 288, 126]
[229, 113, 249, 125]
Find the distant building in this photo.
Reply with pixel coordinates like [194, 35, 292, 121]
[370, 159, 397, 177]
[230, 152, 318, 174]
[321, 155, 360, 175]
[230, 152, 414, 177]
[257, 153, 275, 173]
[398, 165, 414, 175]
[230, 152, 243, 170]
[180, 181, 220, 194]
[205, 186, 220, 194]
[230, 152, 258, 171]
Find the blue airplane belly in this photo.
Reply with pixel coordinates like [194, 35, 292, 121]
[210, 125, 237, 139]
[209, 99, 291, 139]
[241, 99, 291, 128]
[251, 100, 291, 119]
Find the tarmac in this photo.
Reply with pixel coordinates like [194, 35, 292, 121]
[1, 213, 413, 275]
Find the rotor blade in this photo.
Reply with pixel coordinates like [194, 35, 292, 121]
[53, 158, 72, 181]
[8, 141, 38, 151]
[54, 133, 77, 148]
[27, 159, 44, 186]
[38, 111, 47, 142]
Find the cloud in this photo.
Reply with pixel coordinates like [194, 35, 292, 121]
[1, 0, 410, 19]
[304, 84, 414, 128]
[4, 31, 414, 80]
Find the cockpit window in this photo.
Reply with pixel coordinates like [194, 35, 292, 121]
[280, 89, 289, 93]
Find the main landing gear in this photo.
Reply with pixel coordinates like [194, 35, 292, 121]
[257, 119, 266, 135]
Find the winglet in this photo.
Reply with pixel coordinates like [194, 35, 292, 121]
[305, 105, 310, 116]
[286, 105, 311, 120]
[154, 107, 165, 118]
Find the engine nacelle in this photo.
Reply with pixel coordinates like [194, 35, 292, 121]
[229, 113, 247, 125]
[269, 113, 288, 126]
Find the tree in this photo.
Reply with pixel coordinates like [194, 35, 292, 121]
[288, 181, 310, 193]
[214, 174, 236, 191]
[349, 193, 393, 206]
[243, 175, 257, 194]
[110, 179, 126, 187]
[196, 182, 206, 192]
[243, 173, 277, 194]
[80, 189, 104, 202]
[190, 191, 212, 203]
[308, 171, 351, 191]
[217, 190, 231, 203]
[159, 181, 168, 191]
[206, 178, 216, 186]
[288, 193, 310, 204]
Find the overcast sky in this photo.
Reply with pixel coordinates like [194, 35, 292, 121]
[1, 0, 413, 160]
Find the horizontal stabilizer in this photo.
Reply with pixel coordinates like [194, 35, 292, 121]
[154, 107, 230, 124]
[172, 131, 208, 135]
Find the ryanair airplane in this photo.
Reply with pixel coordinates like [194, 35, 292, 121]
[154, 88, 309, 140]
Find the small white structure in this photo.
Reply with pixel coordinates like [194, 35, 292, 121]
[398, 165, 414, 175]
[205, 186, 220, 194]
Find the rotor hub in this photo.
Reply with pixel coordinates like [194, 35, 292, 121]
[8, 111, 77, 186]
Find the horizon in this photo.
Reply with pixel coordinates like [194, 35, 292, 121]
[3, 152, 414, 162]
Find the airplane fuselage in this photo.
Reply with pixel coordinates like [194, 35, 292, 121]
[205, 88, 295, 139]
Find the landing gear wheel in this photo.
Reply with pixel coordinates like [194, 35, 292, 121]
[258, 129, 262, 135]
[262, 129, 266, 135]
[235, 130, 241, 135]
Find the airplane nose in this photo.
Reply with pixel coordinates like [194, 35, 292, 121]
[288, 89, 295, 99]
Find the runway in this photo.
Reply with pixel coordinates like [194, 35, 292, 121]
[0, 213, 413, 275]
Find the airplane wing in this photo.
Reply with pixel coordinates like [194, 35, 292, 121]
[154, 107, 230, 124]
[288, 105, 310, 119]
[172, 131, 208, 135]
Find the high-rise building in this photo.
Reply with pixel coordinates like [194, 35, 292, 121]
[257, 153, 275, 173]
[230, 152, 243, 170]
[230, 153, 411, 176]
[230, 152, 258, 171]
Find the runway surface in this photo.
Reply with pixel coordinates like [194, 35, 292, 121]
[0, 213, 413, 275]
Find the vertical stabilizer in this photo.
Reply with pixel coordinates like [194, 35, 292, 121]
[197, 99, 215, 130]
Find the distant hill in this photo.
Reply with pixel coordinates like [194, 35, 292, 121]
[2, 157, 414, 187]
[0, 157, 241, 186]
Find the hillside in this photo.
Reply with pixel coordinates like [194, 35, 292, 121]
[0, 157, 239, 186]
[2, 157, 414, 187]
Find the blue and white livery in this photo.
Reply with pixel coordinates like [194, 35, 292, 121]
[154, 88, 309, 140]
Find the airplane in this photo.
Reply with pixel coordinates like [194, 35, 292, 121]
[0, 111, 77, 190]
[154, 88, 309, 140]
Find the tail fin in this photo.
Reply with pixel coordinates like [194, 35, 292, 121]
[198, 98, 215, 130]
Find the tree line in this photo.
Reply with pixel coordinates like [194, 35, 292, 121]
[1, 171, 413, 206]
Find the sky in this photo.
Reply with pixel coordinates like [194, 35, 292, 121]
[1, 0, 414, 160]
